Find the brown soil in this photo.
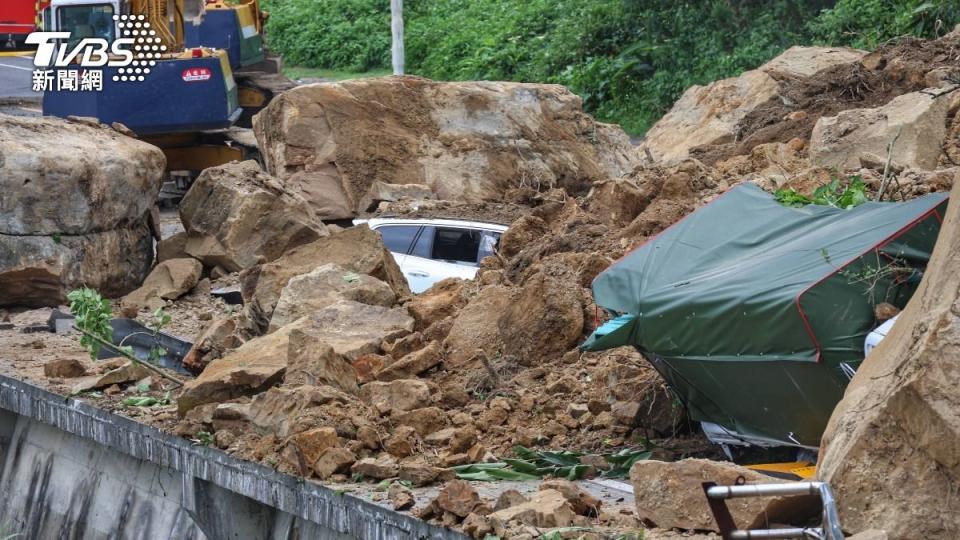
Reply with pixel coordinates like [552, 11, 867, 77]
[691, 34, 960, 165]
[365, 198, 532, 226]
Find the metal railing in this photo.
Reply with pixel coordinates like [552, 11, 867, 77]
[703, 480, 845, 540]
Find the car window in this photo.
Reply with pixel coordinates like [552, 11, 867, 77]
[432, 227, 481, 264]
[376, 225, 420, 254]
[478, 231, 500, 262]
[411, 226, 435, 258]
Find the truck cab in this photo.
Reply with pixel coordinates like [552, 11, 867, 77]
[1, 1, 46, 48]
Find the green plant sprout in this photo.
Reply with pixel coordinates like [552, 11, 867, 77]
[775, 176, 868, 210]
[67, 288, 183, 387]
[67, 287, 115, 360]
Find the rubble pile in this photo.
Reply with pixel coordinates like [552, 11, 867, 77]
[0, 115, 165, 307]
[413, 478, 648, 539]
[2, 27, 959, 540]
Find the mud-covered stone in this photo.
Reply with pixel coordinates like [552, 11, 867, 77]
[180, 160, 327, 272]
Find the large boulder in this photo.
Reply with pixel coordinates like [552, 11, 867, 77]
[178, 320, 296, 414]
[629, 459, 786, 532]
[212, 384, 358, 439]
[122, 258, 203, 310]
[0, 114, 164, 307]
[0, 223, 155, 308]
[295, 300, 414, 359]
[269, 263, 396, 331]
[0, 114, 165, 235]
[179, 300, 413, 413]
[810, 90, 950, 171]
[817, 172, 960, 539]
[179, 160, 328, 272]
[253, 76, 637, 219]
[639, 47, 865, 163]
[498, 270, 584, 366]
[443, 285, 513, 366]
[240, 226, 410, 334]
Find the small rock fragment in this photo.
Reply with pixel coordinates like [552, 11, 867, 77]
[434, 479, 482, 518]
[43, 358, 86, 378]
[313, 447, 356, 480]
[351, 456, 399, 480]
[388, 482, 416, 511]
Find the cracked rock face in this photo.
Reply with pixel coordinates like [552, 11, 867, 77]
[253, 76, 638, 220]
[0, 114, 165, 307]
[818, 170, 960, 539]
[179, 160, 328, 272]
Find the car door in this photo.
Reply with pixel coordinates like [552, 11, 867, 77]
[402, 226, 484, 293]
[371, 224, 421, 269]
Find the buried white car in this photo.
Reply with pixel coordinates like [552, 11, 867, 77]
[355, 218, 508, 293]
[703, 314, 903, 452]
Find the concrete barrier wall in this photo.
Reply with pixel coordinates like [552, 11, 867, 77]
[0, 375, 466, 540]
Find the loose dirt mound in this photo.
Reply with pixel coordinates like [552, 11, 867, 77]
[639, 46, 867, 164]
[691, 34, 960, 165]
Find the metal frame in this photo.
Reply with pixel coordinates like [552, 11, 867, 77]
[703, 480, 845, 540]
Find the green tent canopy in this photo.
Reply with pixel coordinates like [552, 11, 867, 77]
[586, 184, 948, 448]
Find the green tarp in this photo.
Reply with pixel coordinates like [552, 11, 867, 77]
[586, 184, 948, 448]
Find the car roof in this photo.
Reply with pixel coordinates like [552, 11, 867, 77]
[355, 217, 509, 233]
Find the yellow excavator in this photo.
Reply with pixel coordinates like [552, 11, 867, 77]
[42, 0, 288, 190]
[183, 0, 292, 126]
[43, 0, 248, 176]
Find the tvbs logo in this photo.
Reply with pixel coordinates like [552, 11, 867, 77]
[28, 14, 165, 92]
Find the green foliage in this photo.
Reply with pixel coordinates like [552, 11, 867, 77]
[775, 176, 868, 209]
[262, 0, 960, 135]
[809, 0, 960, 49]
[261, 0, 390, 72]
[453, 445, 652, 481]
[193, 431, 214, 447]
[147, 307, 171, 364]
[122, 391, 172, 408]
[68, 287, 114, 360]
[453, 462, 542, 481]
[373, 478, 413, 491]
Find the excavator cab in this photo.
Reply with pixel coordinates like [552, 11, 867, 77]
[42, 0, 241, 136]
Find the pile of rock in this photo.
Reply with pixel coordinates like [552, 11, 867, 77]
[18, 27, 960, 540]
[168, 31, 960, 498]
[415, 478, 642, 539]
[120, 160, 330, 314]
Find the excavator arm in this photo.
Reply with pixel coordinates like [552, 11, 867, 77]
[127, 0, 205, 52]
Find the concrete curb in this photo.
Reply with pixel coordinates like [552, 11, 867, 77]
[0, 374, 467, 540]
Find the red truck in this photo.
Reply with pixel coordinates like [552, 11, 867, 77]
[0, 1, 48, 48]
